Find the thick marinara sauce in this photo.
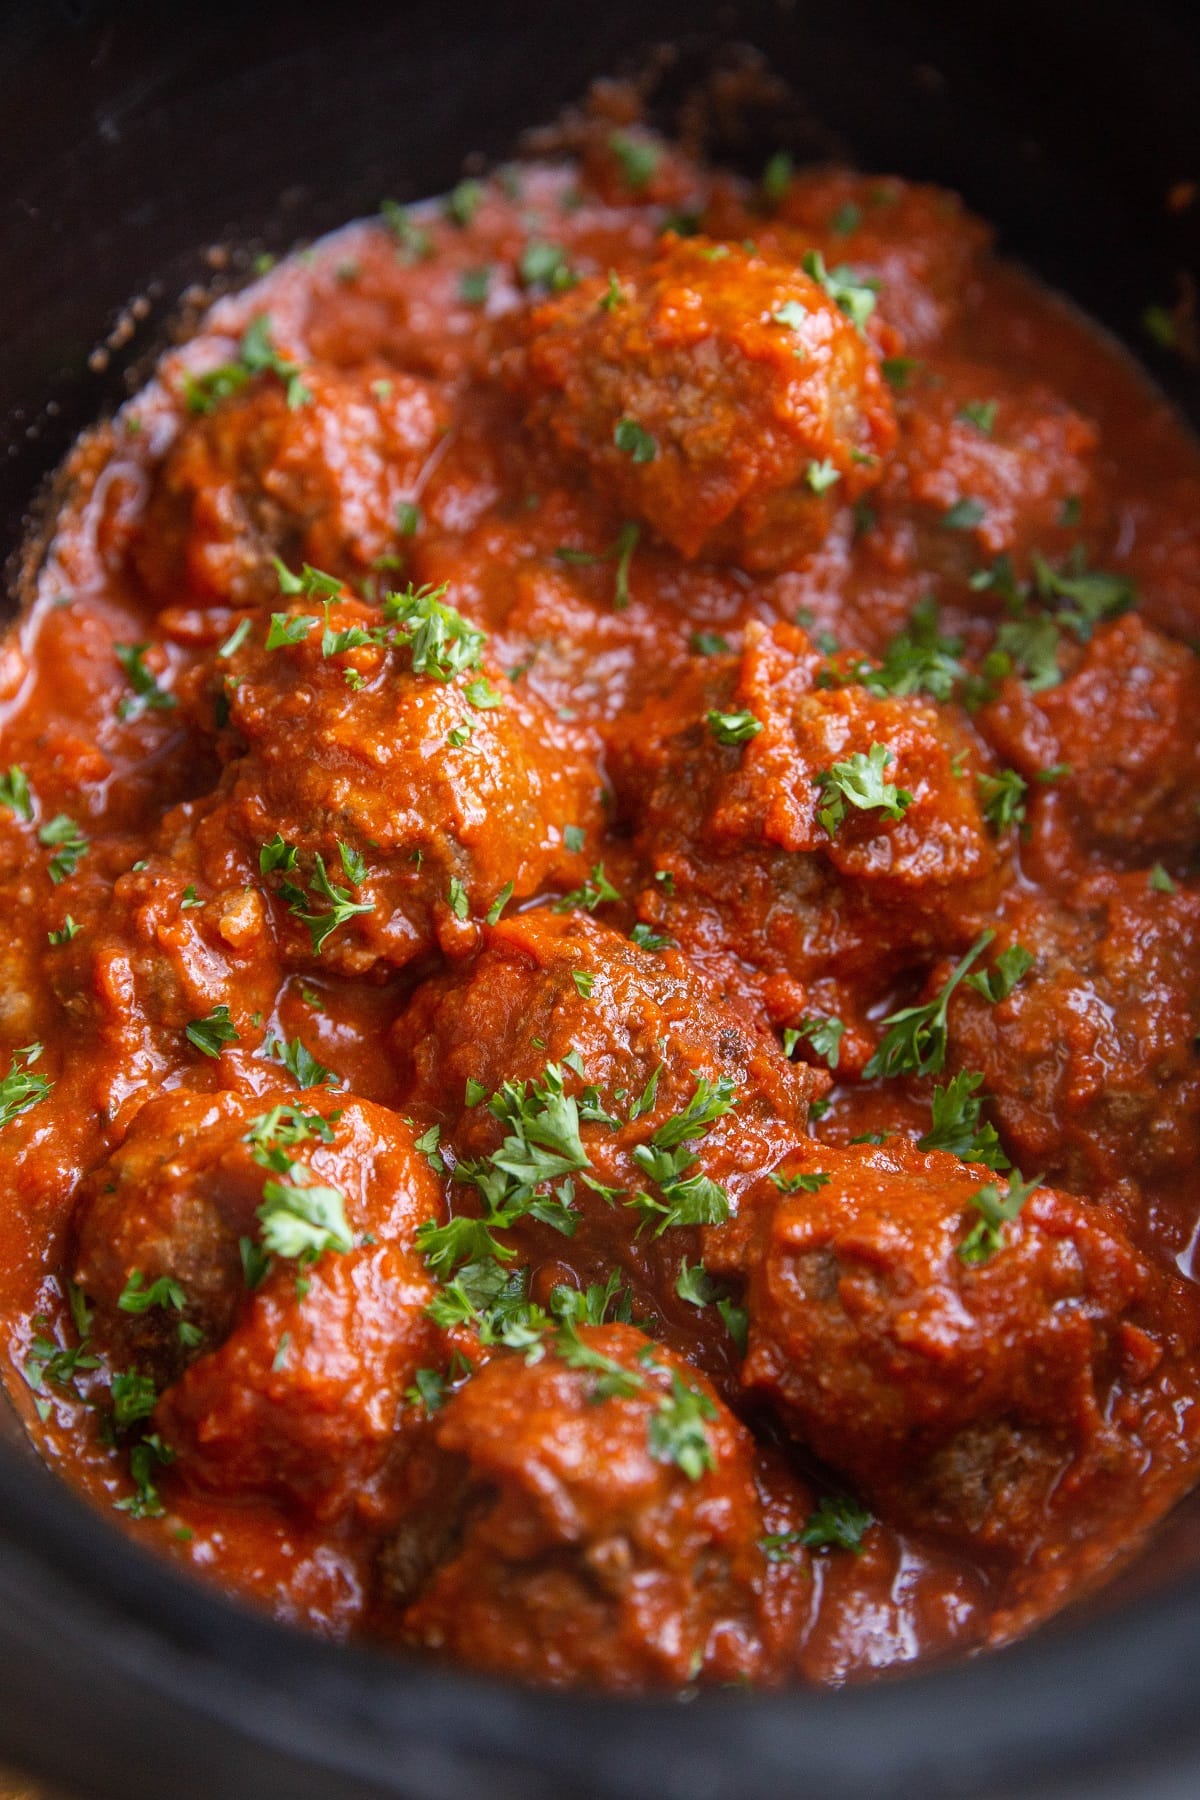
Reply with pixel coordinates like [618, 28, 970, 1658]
[2, 122, 1200, 1690]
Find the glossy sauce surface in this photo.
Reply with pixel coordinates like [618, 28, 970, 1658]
[3, 123, 1200, 1691]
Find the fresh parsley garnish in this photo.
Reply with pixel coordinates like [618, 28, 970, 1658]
[864, 930, 994, 1080]
[115, 643, 176, 720]
[183, 313, 311, 414]
[958, 1170, 1041, 1265]
[816, 742, 912, 837]
[38, 815, 89, 884]
[0, 1046, 52, 1131]
[708, 709, 763, 746]
[185, 1004, 239, 1059]
[917, 1070, 1009, 1171]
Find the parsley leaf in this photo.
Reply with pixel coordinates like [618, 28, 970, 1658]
[269, 1035, 337, 1090]
[0, 765, 32, 820]
[917, 1070, 1010, 1171]
[805, 458, 841, 495]
[609, 130, 660, 191]
[257, 1165, 352, 1262]
[518, 240, 576, 291]
[958, 1170, 1042, 1265]
[801, 249, 878, 330]
[0, 1048, 52, 1131]
[383, 582, 485, 681]
[792, 1014, 845, 1070]
[858, 597, 965, 702]
[552, 863, 622, 914]
[647, 1369, 718, 1480]
[864, 930, 994, 1080]
[965, 942, 1034, 1004]
[764, 1494, 874, 1558]
[118, 1271, 188, 1317]
[816, 742, 912, 836]
[185, 1004, 239, 1059]
[38, 815, 89, 884]
[184, 313, 310, 413]
[707, 709, 763, 746]
[977, 769, 1028, 833]
[613, 417, 657, 464]
[114, 643, 176, 720]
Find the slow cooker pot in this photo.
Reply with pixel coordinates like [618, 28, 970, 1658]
[1, 2, 1199, 1795]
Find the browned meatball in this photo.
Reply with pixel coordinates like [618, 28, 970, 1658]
[711, 1137, 1156, 1554]
[945, 876, 1200, 1189]
[45, 857, 282, 1131]
[873, 358, 1097, 582]
[384, 1325, 797, 1690]
[136, 359, 449, 605]
[516, 236, 896, 567]
[607, 619, 1003, 1064]
[979, 614, 1200, 864]
[179, 591, 606, 976]
[72, 1086, 444, 1517]
[396, 907, 821, 1385]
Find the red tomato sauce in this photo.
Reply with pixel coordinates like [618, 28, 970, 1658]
[3, 122, 1200, 1690]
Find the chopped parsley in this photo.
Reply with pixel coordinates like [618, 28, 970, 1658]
[185, 1004, 239, 1059]
[958, 1170, 1041, 1266]
[38, 814, 89, 884]
[816, 742, 912, 837]
[630, 922, 672, 952]
[0, 765, 33, 820]
[48, 916, 80, 945]
[518, 240, 576, 292]
[647, 1369, 718, 1480]
[572, 969, 595, 998]
[707, 708, 762, 746]
[444, 178, 484, 227]
[791, 1014, 845, 1070]
[977, 768, 1028, 832]
[858, 598, 965, 702]
[552, 863, 622, 914]
[772, 299, 809, 332]
[942, 496, 986, 531]
[957, 399, 998, 435]
[0, 1046, 52, 1132]
[114, 643, 176, 720]
[965, 942, 1034, 1004]
[609, 130, 660, 191]
[268, 1035, 337, 1090]
[626, 1076, 737, 1236]
[114, 1434, 174, 1519]
[486, 881, 514, 926]
[917, 1070, 1009, 1171]
[763, 1494, 874, 1559]
[110, 1371, 157, 1431]
[1150, 863, 1178, 894]
[769, 1168, 831, 1194]
[864, 930, 994, 1080]
[761, 151, 794, 206]
[613, 417, 657, 464]
[805, 458, 841, 495]
[800, 249, 878, 331]
[256, 1163, 352, 1263]
[383, 582, 486, 681]
[183, 313, 311, 414]
[118, 1271, 188, 1317]
[265, 841, 373, 954]
[690, 631, 730, 657]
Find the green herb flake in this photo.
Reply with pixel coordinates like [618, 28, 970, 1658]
[957, 399, 998, 435]
[942, 496, 987, 531]
[816, 742, 912, 837]
[185, 1004, 239, 1059]
[958, 1170, 1042, 1266]
[864, 929, 995, 1080]
[115, 643, 176, 720]
[0, 765, 33, 820]
[609, 130, 660, 191]
[917, 1069, 1009, 1171]
[613, 417, 657, 464]
[707, 708, 763, 746]
[38, 815, 89, 884]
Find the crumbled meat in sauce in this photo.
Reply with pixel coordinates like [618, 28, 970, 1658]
[4, 121, 1200, 1691]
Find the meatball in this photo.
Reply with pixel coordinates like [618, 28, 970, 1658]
[979, 613, 1200, 865]
[72, 1086, 443, 1517]
[945, 876, 1200, 1189]
[181, 591, 605, 976]
[136, 360, 449, 605]
[396, 907, 821, 1381]
[607, 619, 1003, 1062]
[712, 1137, 1156, 1554]
[45, 857, 282, 1129]
[874, 359, 1097, 581]
[745, 170, 992, 349]
[384, 1325, 790, 1689]
[517, 236, 896, 567]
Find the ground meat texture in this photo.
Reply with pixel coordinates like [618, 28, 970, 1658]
[606, 620, 1003, 1065]
[180, 593, 605, 976]
[383, 1325, 788, 1690]
[134, 361, 449, 606]
[944, 877, 1200, 1190]
[395, 907, 821, 1382]
[978, 614, 1200, 865]
[516, 236, 896, 567]
[713, 1137, 1155, 1555]
[71, 1086, 443, 1517]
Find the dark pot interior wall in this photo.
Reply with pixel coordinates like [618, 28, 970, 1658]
[0, 2, 1198, 1797]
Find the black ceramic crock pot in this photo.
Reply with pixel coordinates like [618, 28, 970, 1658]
[1, 2, 1199, 1795]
